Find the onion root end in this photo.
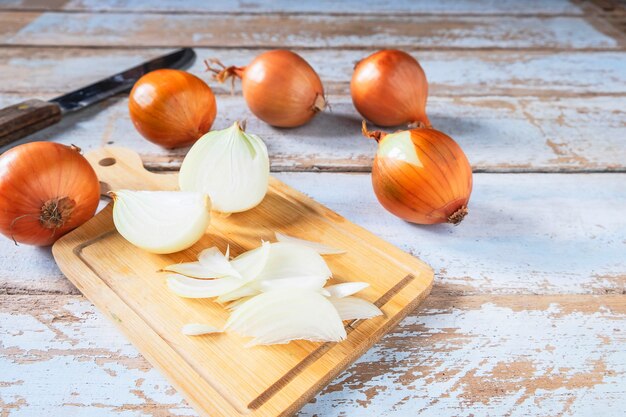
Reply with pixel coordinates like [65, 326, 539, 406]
[448, 206, 468, 225]
[40, 197, 76, 229]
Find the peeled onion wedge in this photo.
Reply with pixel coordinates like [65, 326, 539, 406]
[111, 190, 211, 254]
[225, 289, 347, 346]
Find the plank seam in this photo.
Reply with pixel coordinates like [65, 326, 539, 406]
[0, 8, 587, 17]
[1, 44, 624, 52]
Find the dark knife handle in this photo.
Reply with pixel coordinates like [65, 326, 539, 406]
[0, 99, 62, 148]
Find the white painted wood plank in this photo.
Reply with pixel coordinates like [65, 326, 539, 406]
[0, 0, 585, 15]
[1, 293, 623, 416]
[1, 12, 620, 49]
[2, 48, 625, 96]
[277, 172, 626, 295]
[1, 94, 623, 172]
[1, 173, 624, 295]
[303, 294, 626, 417]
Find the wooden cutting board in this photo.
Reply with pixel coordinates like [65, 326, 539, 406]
[52, 147, 433, 417]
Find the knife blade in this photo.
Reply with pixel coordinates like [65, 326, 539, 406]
[0, 48, 196, 149]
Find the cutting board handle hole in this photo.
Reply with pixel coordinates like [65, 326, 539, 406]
[99, 157, 116, 167]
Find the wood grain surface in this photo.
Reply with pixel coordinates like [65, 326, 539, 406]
[2, 94, 624, 173]
[0, 0, 586, 15]
[1, 12, 623, 49]
[0, 0, 625, 416]
[1, 292, 624, 416]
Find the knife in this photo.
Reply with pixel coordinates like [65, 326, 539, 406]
[0, 47, 196, 148]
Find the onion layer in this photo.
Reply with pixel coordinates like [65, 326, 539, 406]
[363, 122, 473, 225]
[129, 69, 217, 148]
[206, 50, 326, 127]
[351, 50, 430, 127]
[0, 142, 100, 246]
[225, 289, 347, 346]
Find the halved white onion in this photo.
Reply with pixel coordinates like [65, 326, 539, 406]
[275, 232, 346, 255]
[111, 190, 211, 254]
[179, 122, 269, 213]
[225, 289, 346, 346]
[328, 296, 383, 321]
[181, 323, 223, 336]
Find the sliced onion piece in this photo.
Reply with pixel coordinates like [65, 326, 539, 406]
[167, 274, 244, 298]
[164, 247, 240, 279]
[225, 296, 254, 311]
[216, 286, 259, 303]
[256, 276, 330, 292]
[324, 282, 370, 298]
[225, 289, 346, 346]
[255, 242, 331, 283]
[230, 240, 271, 281]
[182, 323, 223, 336]
[111, 190, 211, 254]
[328, 296, 383, 321]
[221, 242, 332, 301]
[275, 232, 346, 255]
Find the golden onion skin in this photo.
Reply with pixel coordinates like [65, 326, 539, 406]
[129, 69, 217, 148]
[0, 142, 100, 246]
[371, 127, 472, 225]
[351, 50, 430, 127]
[240, 50, 325, 127]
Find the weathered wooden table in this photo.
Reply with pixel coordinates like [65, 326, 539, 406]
[1, 1, 625, 416]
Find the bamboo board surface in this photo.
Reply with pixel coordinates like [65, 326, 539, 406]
[51, 147, 434, 417]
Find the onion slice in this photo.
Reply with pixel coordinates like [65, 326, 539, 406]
[324, 282, 369, 298]
[226, 242, 332, 299]
[216, 286, 259, 303]
[181, 323, 223, 336]
[257, 276, 330, 293]
[165, 247, 240, 279]
[230, 240, 271, 281]
[275, 232, 346, 255]
[167, 274, 245, 298]
[328, 296, 383, 321]
[225, 289, 346, 346]
[255, 242, 331, 283]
